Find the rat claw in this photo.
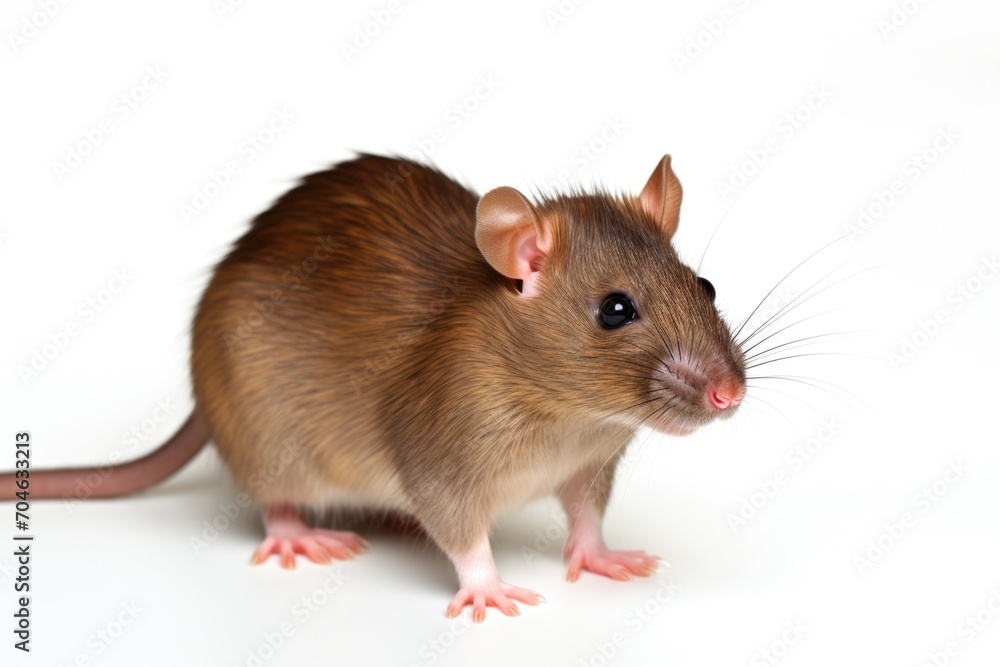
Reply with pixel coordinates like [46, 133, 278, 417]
[279, 542, 296, 569]
[472, 595, 487, 623]
[497, 599, 520, 617]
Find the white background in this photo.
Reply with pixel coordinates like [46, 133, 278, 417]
[2, 0, 1000, 665]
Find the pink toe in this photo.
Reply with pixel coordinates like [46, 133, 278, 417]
[279, 542, 296, 569]
[472, 595, 487, 623]
[251, 537, 276, 565]
[565, 544, 660, 581]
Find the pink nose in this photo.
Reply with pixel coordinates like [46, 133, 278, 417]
[708, 383, 745, 410]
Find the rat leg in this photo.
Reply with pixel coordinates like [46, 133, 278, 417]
[443, 533, 544, 623]
[560, 461, 662, 582]
[250, 503, 368, 569]
[406, 473, 543, 621]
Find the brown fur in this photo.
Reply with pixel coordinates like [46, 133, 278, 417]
[191, 154, 745, 556]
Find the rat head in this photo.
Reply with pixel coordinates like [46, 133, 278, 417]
[475, 155, 746, 436]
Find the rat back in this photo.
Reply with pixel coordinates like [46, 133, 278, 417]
[191, 155, 493, 508]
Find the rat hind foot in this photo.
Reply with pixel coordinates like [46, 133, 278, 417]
[251, 503, 368, 569]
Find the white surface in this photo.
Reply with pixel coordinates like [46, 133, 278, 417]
[2, 1, 999, 665]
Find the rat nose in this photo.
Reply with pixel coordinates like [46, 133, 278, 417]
[707, 381, 745, 410]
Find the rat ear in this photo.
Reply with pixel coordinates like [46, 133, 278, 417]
[475, 186, 552, 297]
[639, 154, 683, 238]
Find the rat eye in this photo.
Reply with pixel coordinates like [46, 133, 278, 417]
[697, 277, 716, 302]
[598, 293, 637, 329]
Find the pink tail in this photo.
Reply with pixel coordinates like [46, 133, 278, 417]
[2, 413, 209, 501]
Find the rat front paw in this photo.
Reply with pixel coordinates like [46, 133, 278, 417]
[564, 544, 662, 583]
[445, 581, 544, 623]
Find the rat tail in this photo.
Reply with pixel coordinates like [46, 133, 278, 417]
[2, 413, 209, 501]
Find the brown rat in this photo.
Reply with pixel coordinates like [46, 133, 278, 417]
[3, 154, 746, 621]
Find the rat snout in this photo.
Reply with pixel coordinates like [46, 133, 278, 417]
[659, 358, 745, 417]
[707, 377, 745, 410]
[647, 356, 745, 436]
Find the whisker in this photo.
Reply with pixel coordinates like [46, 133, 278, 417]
[697, 177, 759, 274]
[746, 374, 873, 415]
[620, 340, 668, 367]
[572, 372, 658, 385]
[745, 383, 826, 420]
[740, 393, 806, 437]
[619, 427, 658, 497]
[738, 252, 862, 346]
[574, 423, 651, 530]
[740, 262, 882, 347]
[734, 395, 767, 430]
[744, 331, 866, 363]
[734, 230, 870, 343]
[739, 306, 853, 356]
[745, 351, 873, 371]
[615, 358, 665, 375]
